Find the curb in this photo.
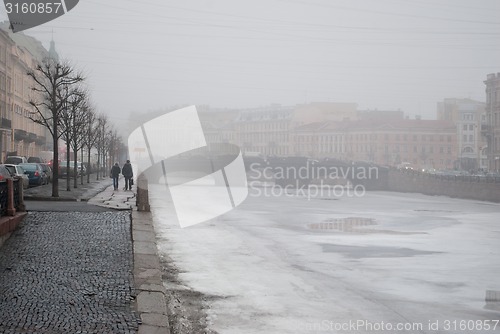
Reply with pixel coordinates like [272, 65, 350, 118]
[131, 207, 171, 334]
[23, 196, 87, 202]
[0, 212, 28, 248]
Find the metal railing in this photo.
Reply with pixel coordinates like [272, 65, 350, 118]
[396, 168, 500, 183]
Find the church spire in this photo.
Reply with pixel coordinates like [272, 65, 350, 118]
[48, 38, 59, 62]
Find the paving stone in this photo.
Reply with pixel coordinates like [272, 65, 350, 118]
[0, 211, 140, 333]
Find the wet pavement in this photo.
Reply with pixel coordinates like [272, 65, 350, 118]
[0, 176, 142, 333]
[23, 175, 114, 201]
[0, 210, 139, 333]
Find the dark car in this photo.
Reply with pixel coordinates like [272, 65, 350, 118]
[39, 163, 53, 183]
[28, 156, 44, 163]
[18, 163, 47, 186]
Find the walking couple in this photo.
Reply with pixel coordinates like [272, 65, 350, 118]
[110, 160, 134, 191]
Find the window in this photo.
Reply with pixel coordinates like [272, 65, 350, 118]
[0, 73, 5, 91]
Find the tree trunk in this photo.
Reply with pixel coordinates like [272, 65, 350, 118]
[87, 146, 91, 183]
[73, 149, 78, 189]
[81, 148, 84, 185]
[52, 134, 59, 197]
[96, 146, 100, 180]
[66, 143, 71, 191]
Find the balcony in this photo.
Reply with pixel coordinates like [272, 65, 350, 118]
[35, 136, 46, 145]
[14, 129, 27, 141]
[0, 118, 11, 129]
[27, 132, 37, 142]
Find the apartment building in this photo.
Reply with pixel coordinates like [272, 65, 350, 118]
[437, 98, 487, 171]
[293, 119, 458, 170]
[202, 102, 358, 157]
[484, 73, 500, 172]
[0, 22, 51, 161]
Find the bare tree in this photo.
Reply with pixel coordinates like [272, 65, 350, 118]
[82, 108, 99, 184]
[27, 59, 84, 197]
[95, 115, 109, 180]
[60, 87, 88, 190]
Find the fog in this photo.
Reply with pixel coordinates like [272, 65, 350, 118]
[1, 0, 499, 129]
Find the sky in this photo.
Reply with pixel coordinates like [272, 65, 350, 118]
[1, 0, 499, 129]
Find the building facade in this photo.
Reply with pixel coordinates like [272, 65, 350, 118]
[293, 119, 457, 170]
[483, 73, 500, 172]
[0, 23, 51, 161]
[437, 98, 487, 171]
[202, 102, 358, 157]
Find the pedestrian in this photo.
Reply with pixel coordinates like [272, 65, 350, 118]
[122, 159, 133, 191]
[110, 162, 121, 190]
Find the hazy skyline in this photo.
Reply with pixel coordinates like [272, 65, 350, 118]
[1, 0, 499, 128]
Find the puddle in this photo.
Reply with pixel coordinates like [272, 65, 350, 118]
[307, 217, 426, 235]
[307, 217, 376, 232]
[414, 209, 455, 213]
[485, 290, 500, 311]
[321, 244, 439, 259]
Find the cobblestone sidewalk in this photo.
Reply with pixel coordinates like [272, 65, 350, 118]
[0, 211, 140, 333]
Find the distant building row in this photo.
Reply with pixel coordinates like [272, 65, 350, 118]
[200, 96, 494, 171]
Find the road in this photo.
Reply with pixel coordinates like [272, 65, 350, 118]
[149, 185, 500, 334]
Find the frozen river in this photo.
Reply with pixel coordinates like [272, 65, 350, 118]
[149, 186, 500, 333]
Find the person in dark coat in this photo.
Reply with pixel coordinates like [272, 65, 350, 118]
[122, 160, 133, 191]
[110, 162, 121, 190]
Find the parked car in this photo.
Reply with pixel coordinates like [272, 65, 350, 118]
[3, 164, 29, 189]
[39, 163, 53, 183]
[0, 165, 13, 182]
[18, 163, 47, 186]
[4, 156, 28, 165]
[59, 161, 76, 178]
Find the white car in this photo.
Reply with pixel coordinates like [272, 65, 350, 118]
[3, 164, 30, 189]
